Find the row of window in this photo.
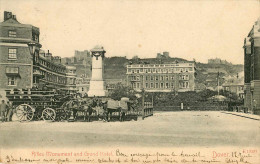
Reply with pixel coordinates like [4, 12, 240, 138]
[38, 57, 66, 74]
[128, 67, 193, 74]
[41, 70, 67, 84]
[8, 30, 39, 42]
[130, 75, 190, 81]
[224, 86, 244, 91]
[128, 63, 193, 68]
[132, 82, 189, 89]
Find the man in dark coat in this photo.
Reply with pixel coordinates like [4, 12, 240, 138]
[0, 100, 7, 122]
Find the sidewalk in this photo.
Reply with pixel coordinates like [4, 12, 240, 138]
[222, 111, 260, 121]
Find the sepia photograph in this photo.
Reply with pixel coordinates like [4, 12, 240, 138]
[0, 0, 259, 163]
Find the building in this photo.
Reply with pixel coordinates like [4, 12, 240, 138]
[126, 61, 196, 92]
[208, 58, 232, 65]
[156, 52, 170, 59]
[0, 11, 76, 93]
[222, 76, 244, 99]
[74, 50, 90, 61]
[243, 18, 260, 114]
[76, 75, 90, 95]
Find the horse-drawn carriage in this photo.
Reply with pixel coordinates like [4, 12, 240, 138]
[5, 89, 139, 122]
[5, 89, 73, 122]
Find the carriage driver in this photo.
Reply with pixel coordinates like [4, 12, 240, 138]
[6, 101, 14, 122]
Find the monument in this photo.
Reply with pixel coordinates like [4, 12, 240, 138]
[87, 45, 107, 97]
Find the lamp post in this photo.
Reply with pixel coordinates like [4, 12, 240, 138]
[28, 42, 42, 87]
[28, 42, 42, 64]
[141, 88, 145, 120]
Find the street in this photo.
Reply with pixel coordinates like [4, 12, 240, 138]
[0, 111, 259, 148]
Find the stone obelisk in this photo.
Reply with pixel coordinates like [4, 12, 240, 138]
[87, 45, 107, 97]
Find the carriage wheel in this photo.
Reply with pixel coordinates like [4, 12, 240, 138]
[16, 104, 35, 122]
[42, 108, 56, 121]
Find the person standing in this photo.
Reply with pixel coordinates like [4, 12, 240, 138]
[6, 101, 13, 121]
[0, 100, 7, 122]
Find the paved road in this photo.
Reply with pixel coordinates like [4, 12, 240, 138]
[0, 111, 259, 148]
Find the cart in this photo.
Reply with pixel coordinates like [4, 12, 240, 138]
[5, 89, 71, 122]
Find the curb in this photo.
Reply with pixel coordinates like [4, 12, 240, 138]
[221, 112, 260, 121]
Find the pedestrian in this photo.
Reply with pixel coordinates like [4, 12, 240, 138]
[6, 101, 14, 122]
[0, 100, 7, 122]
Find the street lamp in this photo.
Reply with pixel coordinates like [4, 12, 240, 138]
[28, 42, 42, 64]
[28, 42, 42, 56]
[28, 42, 42, 88]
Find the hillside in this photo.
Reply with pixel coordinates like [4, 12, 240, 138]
[62, 56, 244, 89]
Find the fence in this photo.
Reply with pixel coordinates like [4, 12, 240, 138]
[154, 105, 228, 111]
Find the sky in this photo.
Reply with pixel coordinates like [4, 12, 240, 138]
[0, 0, 259, 64]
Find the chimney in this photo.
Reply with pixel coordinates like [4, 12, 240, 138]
[53, 56, 61, 64]
[12, 15, 17, 20]
[45, 50, 53, 60]
[4, 11, 12, 21]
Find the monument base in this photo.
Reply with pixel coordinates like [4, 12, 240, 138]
[87, 80, 107, 97]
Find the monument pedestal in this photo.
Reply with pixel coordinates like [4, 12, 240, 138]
[88, 80, 107, 97]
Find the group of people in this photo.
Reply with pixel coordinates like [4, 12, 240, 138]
[0, 100, 14, 122]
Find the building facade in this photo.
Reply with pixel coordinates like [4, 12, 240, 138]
[76, 75, 90, 95]
[243, 18, 260, 114]
[222, 77, 244, 99]
[126, 62, 196, 92]
[0, 11, 76, 93]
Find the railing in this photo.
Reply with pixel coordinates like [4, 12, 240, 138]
[142, 102, 154, 119]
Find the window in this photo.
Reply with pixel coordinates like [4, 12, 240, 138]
[161, 76, 164, 81]
[8, 48, 17, 59]
[166, 76, 169, 80]
[161, 83, 164, 88]
[155, 83, 159, 88]
[137, 83, 140, 88]
[145, 76, 149, 81]
[137, 69, 140, 73]
[145, 83, 149, 88]
[155, 76, 159, 81]
[150, 76, 154, 80]
[8, 31, 16, 37]
[171, 83, 174, 88]
[166, 83, 169, 88]
[151, 83, 154, 88]
[179, 82, 189, 88]
[179, 75, 189, 80]
[8, 77, 16, 86]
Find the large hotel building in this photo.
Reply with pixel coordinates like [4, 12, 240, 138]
[0, 11, 76, 93]
[126, 62, 196, 92]
[243, 18, 260, 115]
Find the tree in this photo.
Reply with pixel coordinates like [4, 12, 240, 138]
[109, 83, 137, 101]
